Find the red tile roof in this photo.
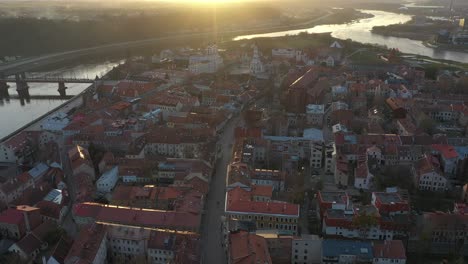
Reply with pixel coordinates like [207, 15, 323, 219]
[68, 145, 94, 171]
[355, 161, 369, 179]
[227, 200, 299, 217]
[0, 207, 24, 224]
[227, 187, 252, 203]
[373, 240, 406, 260]
[65, 224, 107, 264]
[234, 127, 263, 139]
[15, 233, 42, 255]
[158, 187, 183, 200]
[36, 200, 62, 220]
[251, 185, 273, 198]
[114, 81, 155, 98]
[432, 144, 459, 159]
[110, 101, 132, 111]
[73, 203, 200, 230]
[229, 231, 272, 264]
[50, 235, 74, 264]
[414, 154, 442, 176]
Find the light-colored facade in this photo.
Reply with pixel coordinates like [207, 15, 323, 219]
[310, 142, 323, 169]
[272, 48, 296, 59]
[96, 166, 119, 193]
[188, 44, 223, 74]
[250, 45, 265, 77]
[306, 104, 325, 127]
[107, 224, 150, 260]
[414, 169, 447, 191]
[291, 235, 322, 264]
[145, 142, 200, 158]
[147, 247, 174, 264]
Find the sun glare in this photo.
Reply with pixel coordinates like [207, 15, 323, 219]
[158, 0, 245, 4]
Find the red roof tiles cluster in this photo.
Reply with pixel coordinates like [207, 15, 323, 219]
[229, 231, 272, 264]
[114, 81, 155, 98]
[65, 224, 107, 264]
[431, 144, 459, 159]
[73, 202, 200, 231]
[226, 187, 299, 217]
[373, 240, 406, 260]
[67, 145, 94, 172]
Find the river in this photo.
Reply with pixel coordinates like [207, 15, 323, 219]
[234, 10, 468, 63]
[2, 9, 467, 140]
[0, 61, 122, 140]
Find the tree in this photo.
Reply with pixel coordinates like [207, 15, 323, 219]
[292, 190, 305, 204]
[352, 212, 378, 239]
[425, 65, 440, 80]
[415, 230, 432, 264]
[315, 180, 323, 191]
[454, 256, 466, 264]
[420, 118, 435, 135]
[44, 228, 65, 247]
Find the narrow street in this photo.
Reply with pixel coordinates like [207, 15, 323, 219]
[200, 114, 243, 264]
[59, 144, 78, 238]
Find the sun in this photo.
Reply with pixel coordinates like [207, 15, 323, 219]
[158, 0, 244, 3]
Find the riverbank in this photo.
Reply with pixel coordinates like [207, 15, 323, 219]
[0, 60, 121, 140]
[0, 87, 86, 142]
[370, 16, 468, 53]
[422, 41, 468, 53]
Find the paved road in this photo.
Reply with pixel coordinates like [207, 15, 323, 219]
[201, 114, 243, 264]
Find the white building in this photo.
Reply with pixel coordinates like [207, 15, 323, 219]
[306, 104, 325, 127]
[188, 44, 223, 74]
[96, 166, 119, 193]
[308, 141, 323, 169]
[324, 143, 335, 174]
[250, 45, 266, 78]
[144, 141, 200, 158]
[147, 234, 176, 264]
[354, 162, 373, 190]
[291, 235, 322, 264]
[159, 49, 175, 61]
[272, 48, 296, 59]
[107, 224, 150, 260]
[412, 155, 448, 192]
[65, 225, 108, 264]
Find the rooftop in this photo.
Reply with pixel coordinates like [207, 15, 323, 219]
[226, 200, 299, 217]
[373, 192, 405, 205]
[0, 208, 24, 225]
[73, 202, 200, 230]
[303, 128, 324, 142]
[322, 239, 373, 259]
[306, 104, 325, 114]
[318, 191, 348, 204]
[373, 240, 406, 260]
[432, 144, 459, 159]
[65, 224, 107, 264]
[229, 231, 272, 264]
